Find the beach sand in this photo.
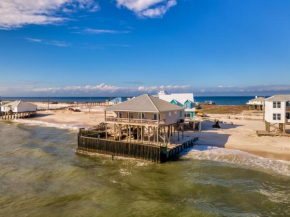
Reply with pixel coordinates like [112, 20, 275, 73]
[10, 104, 290, 161]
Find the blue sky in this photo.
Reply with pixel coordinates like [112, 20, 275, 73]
[0, 0, 290, 96]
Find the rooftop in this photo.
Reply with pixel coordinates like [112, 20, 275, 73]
[249, 97, 265, 102]
[106, 94, 184, 113]
[266, 95, 290, 102]
[1, 101, 36, 108]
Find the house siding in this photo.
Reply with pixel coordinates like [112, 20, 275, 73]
[265, 101, 286, 123]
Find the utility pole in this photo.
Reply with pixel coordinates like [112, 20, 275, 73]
[89, 96, 92, 113]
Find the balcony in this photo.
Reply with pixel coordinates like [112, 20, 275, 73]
[105, 117, 166, 125]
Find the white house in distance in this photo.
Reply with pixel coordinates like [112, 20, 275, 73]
[157, 91, 195, 119]
[1, 101, 37, 113]
[264, 95, 290, 133]
[246, 96, 265, 110]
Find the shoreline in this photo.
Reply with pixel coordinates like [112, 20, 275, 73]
[1, 104, 290, 162]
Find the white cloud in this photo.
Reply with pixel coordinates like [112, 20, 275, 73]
[116, 0, 177, 18]
[25, 38, 70, 47]
[0, 0, 99, 29]
[2, 83, 290, 96]
[82, 28, 131, 34]
[30, 83, 190, 95]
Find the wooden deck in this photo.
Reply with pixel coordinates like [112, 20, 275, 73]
[77, 129, 198, 163]
[105, 117, 166, 126]
[257, 131, 290, 137]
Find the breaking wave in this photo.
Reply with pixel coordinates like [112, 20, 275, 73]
[181, 145, 290, 177]
[13, 119, 82, 130]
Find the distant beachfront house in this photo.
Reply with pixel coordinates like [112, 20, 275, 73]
[109, 97, 126, 106]
[1, 101, 37, 113]
[264, 95, 290, 133]
[157, 90, 195, 119]
[246, 96, 265, 110]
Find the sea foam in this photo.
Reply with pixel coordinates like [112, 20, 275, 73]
[13, 119, 82, 130]
[181, 145, 290, 177]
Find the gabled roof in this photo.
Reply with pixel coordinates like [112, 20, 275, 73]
[184, 99, 194, 104]
[106, 94, 184, 112]
[171, 99, 178, 103]
[1, 101, 36, 108]
[249, 97, 265, 102]
[266, 95, 290, 102]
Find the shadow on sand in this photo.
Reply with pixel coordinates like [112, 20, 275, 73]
[34, 113, 53, 118]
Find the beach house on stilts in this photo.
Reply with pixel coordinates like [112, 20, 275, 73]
[104, 94, 185, 144]
[263, 95, 290, 134]
[77, 94, 199, 163]
[0, 101, 37, 120]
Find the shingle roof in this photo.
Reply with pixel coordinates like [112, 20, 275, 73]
[249, 97, 265, 102]
[266, 95, 290, 102]
[106, 94, 184, 112]
[1, 101, 36, 108]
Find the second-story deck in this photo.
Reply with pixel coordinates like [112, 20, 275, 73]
[105, 117, 166, 126]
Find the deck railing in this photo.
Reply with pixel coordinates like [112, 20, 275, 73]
[105, 117, 165, 125]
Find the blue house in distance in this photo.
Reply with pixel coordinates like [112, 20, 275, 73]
[109, 97, 127, 106]
[158, 91, 195, 119]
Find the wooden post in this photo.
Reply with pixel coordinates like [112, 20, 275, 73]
[129, 125, 131, 143]
[157, 127, 159, 144]
[199, 121, 201, 132]
[141, 126, 143, 143]
[148, 127, 151, 144]
[126, 125, 129, 142]
[137, 126, 139, 143]
[182, 125, 184, 139]
[119, 125, 121, 141]
[105, 124, 108, 139]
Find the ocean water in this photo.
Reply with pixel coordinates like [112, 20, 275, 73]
[1, 96, 263, 105]
[1, 122, 290, 216]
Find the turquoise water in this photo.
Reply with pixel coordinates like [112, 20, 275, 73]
[0, 122, 290, 216]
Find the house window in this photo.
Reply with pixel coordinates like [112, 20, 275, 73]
[174, 111, 177, 114]
[118, 112, 122, 118]
[138, 113, 145, 119]
[185, 103, 190, 109]
[185, 113, 191, 118]
[153, 114, 157, 120]
[273, 101, 281, 108]
[273, 113, 281, 120]
[129, 113, 133, 119]
[180, 111, 182, 117]
[169, 112, 171, 117]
